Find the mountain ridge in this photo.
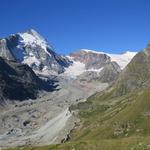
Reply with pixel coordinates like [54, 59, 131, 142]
[0, 29, 136, 77]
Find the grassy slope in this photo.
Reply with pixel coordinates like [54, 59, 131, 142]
[6, 137, 150, 150]
[70, 88, 150, 141]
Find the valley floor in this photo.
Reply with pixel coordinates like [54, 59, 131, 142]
[0, 76, 107, 149]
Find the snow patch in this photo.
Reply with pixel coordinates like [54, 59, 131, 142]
[108, 51, 137, 69]
[18, 29, 52, 57]
[81, 49, 105, 54]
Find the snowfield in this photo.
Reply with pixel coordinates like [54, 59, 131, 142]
[108, 51, 137, 69]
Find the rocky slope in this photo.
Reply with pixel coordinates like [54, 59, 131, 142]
[0, 57, 54, 104]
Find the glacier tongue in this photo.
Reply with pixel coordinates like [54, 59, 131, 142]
[63, 59, 104, 79]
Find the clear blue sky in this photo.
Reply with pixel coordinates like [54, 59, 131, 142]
[0, 0, 150, 54]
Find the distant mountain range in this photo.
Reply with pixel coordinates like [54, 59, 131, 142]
[0, 29, 136, 76]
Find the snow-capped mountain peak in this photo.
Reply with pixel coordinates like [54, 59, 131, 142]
[0, 29, 72, 75]
[75, 49, 137, 70]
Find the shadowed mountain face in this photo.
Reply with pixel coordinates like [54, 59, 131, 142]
[0, 57, 55, 103]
